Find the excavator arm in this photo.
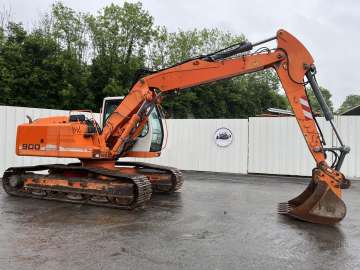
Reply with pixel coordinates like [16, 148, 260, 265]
[12, 29, 350, 224]
[104, 30, 344, 168]
[103, 29, 350, 224]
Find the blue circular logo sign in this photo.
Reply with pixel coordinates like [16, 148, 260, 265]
[214, 127, 233, 147]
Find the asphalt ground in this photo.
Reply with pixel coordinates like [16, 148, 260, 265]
[0, 172, 359, 270]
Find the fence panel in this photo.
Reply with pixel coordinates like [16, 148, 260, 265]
[1, 105, 359, 178]
[333, 116, 360, 178]
[248, 117, 333, 176]
[128, 119, 249, 174]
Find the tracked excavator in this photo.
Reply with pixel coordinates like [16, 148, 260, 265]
[2, 29, 351, 224]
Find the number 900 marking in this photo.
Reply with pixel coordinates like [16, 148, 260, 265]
[22, 144, 40, 150]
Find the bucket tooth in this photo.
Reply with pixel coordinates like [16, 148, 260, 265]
[277, 202, 293, 213]
[278, 176, 346, 225]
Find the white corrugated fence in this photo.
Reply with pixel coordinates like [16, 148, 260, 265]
[127, 119, 249, 174]
[0, 105, 359, 179]
[247, 116, 360, 178]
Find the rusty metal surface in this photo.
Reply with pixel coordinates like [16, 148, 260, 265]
[0, 172, 360, 270]
[115, 161, 184, 193]
[278, 179, 347, 224]
[2, 164, 153, 209]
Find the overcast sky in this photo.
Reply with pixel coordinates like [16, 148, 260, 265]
[2, 0, 360, 108]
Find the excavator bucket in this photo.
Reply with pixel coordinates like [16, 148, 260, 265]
[278, 174, 347, 224]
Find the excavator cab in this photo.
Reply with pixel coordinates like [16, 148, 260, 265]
[100, 96, 165, 152]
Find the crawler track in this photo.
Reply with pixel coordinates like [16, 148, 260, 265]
[2, 164, 152, 209]
[115, 161, 184, 193]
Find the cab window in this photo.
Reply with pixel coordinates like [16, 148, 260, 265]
[102, 99, 121, 127]
[149, 107, 164, 152]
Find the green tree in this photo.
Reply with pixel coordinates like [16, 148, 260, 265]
[149, 28, 286, 118]
[0, 2, 292, 118]
[86, 2, 155, 107]
[147, 28, 245, 69]
[0, 23, 59, 107]
[337, 94, 360, 114]
[306, 86, 334, 114]
[50, 2, 88, 62]
[0, 22, 92, 109]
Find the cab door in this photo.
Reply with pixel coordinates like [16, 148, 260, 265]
[101, 97, 165, 153]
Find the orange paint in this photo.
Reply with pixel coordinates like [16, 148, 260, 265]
[15, 29, 344, 201]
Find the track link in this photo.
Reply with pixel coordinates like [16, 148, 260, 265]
[2, 164, 152, 209]
[115, 161, 184, 193]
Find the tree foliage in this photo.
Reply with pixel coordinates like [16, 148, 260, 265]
[50, 2, 88, 61]
[0, 1, 306, 118]
[337, 94, 360, 114]
[86, 2, 155, 108]
[306, 86, 334, 114]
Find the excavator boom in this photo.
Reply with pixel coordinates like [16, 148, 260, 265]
[6, 29, 350, 224]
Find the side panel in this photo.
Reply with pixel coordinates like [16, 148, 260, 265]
[17, 122, 100, 159]
[0, 106, 78, 174]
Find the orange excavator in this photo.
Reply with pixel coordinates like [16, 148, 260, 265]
[2, 29, 350, 224]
